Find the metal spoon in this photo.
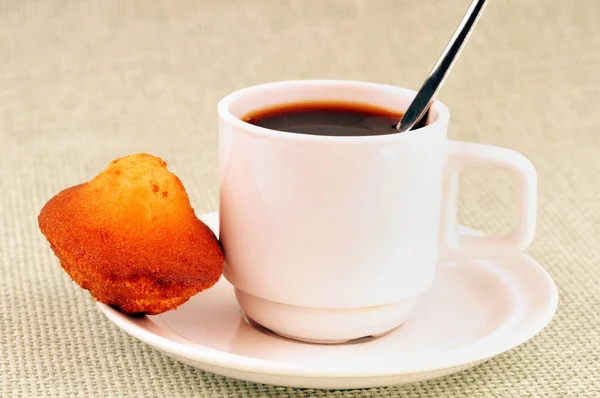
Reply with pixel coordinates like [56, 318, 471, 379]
[395, 0, 490, 132]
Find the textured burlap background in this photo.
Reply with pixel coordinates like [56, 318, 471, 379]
[1, 0, 599, 396]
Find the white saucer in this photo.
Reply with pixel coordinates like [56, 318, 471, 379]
[97, 212, 558, 389]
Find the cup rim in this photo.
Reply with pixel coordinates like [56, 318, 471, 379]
[217, 79, 451, 142]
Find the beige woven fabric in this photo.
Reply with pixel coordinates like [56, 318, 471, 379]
[1, 0, 599, 396]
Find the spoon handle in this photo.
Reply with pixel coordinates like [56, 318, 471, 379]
[396, 0, 490, 132]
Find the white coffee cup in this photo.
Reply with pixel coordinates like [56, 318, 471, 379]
[217, 80, 537, 343]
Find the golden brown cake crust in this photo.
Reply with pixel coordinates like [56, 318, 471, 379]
[38, 154, 224, 315]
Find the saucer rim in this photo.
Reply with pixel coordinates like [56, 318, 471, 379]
[97, 212, 558, 379]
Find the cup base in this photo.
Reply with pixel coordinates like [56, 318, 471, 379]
[268, 326, 398, 345]
[234, 288, 420, 344]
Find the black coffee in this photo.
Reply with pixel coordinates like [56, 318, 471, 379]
[243, 101, 416, 137]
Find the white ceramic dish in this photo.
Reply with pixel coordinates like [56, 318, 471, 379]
[98, 212, 557, 389]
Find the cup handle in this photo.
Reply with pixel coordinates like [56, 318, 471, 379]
[442, 140, 538, 260]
